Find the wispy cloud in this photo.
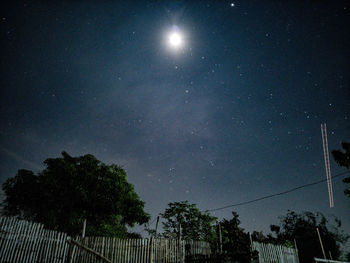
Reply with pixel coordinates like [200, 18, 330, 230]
[0, 147, 42, 171]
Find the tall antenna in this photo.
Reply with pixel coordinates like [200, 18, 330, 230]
[320, 123, 334, 208]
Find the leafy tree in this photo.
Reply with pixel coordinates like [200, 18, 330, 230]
[270, 210, 348, 263]
[332, 141, 350, 197]
[251, 228, 293, 247]
[346, 252, 350, 262]
[145, 227, 162, 238]
[160, 201, 217, 242]
[251, 230, 280, 245]
[219, 211, 251, 262]
[2, 151, 150, 237]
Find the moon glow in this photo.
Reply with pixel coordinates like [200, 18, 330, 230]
[167, 31, 183, 50]
[169, 32, 182, 47]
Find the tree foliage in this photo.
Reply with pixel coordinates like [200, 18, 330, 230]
[160, 201, 217, 242]
[270, 210, 348, 263]
[219, 211, 251, 262]
[332, 141, 350, 197]
[2, 151, 150, 237]
[251, 230, 283, 245]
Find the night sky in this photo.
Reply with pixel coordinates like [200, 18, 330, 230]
[1, 1, 349, 236]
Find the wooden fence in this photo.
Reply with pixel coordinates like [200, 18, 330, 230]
[252, 241, 299, 263]
[0, 216, 211, 263]
[0, 216, 70, 262]
[314, 258, 350, 263]
[70, 236, 185, 263]
[69, 237, 211, 263]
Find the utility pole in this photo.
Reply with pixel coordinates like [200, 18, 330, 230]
[155, 216, 160, 236]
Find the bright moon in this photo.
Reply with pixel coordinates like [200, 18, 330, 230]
[168, 32, 183, 49]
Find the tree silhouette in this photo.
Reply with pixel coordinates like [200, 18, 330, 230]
[332, 142, 350, 197]
[270, 210, 348, 263]
[2, 151, 150, 236]
[219, 211, 251, 262]
[160, 201, 217, 242]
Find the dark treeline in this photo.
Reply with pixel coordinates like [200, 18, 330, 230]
[1, 149, 350, 262]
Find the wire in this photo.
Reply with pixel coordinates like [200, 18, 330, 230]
[136, 171, 350, 234]
[1, 171, 348, 232]
[207, 171, 350, 212]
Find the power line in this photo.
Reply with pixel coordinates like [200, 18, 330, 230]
[207, 171, 349, 212]
[137, 171, 349, 234]
[1, 171, 348, 234]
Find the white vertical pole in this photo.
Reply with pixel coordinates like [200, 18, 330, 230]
[82, 219, 86, 238]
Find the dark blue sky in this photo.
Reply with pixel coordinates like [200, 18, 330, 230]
[1, 1, 349, 236]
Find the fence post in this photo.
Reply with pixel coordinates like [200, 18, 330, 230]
[329, 251, 333, 260]
[181, 239, 185, 263]
[249, 232, 253, 262]
[66, 238, 75, 263]
[149, 237, 154, 263]
[294, 238, 300, 263]
[279, 245, 285, 263]
[178, 224, 185, 263]
[82, 219, 86, 238]
[218, 222, 223, 254]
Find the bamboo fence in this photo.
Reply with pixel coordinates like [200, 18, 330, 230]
[252, 241, 299, 263]
[314, 258, 350, 263]
[0, 216, 211, 263]
[0, 216, 69, 262]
